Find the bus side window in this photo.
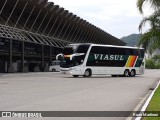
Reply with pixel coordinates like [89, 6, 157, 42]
[90, 46, 111, 54]
[110, 48, 126, 55]
[56, 62, 60, 65]
[74, 56, 85, 65]
[129, 49, 134, 55]
[109, 47, 116, 54]
[52, 62, 55, 65]
[90, 46, 99, 54]
[76, 45, 90, 53]
[133, 49, 139, 56]
[140, 49, 145, 58]
[128, 49, 142, 56]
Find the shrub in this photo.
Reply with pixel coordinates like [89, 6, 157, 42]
[155, 63, 160, 69]
[145, 59, 156, 69]
[145, 54, 160, 69]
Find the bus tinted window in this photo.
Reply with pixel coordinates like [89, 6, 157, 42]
[129, 49, 140, 56]
[90, 46, 127, 55]
[133, 49, 140, 56]
[140, 49, 145, 58]
[87, 46, 127, 67]
[87, 60, 126, 67]
[63, 47, 74, 54]
[87, 46, 144, 67]
[110, 47, 126, 55]
[75, 45, 90, 53]
[63, 45, 90, 55]
[90, 46, 110, 54]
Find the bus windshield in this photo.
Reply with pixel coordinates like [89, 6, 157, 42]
[63, 46, 75, 54]
[60, 44, 90, 68]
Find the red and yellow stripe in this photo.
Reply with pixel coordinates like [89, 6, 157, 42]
[126, 56, 138, 67]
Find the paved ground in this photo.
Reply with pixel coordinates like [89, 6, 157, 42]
[0, 69, 160, 120]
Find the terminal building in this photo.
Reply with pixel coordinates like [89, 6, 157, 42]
[0, 0, 126, 73]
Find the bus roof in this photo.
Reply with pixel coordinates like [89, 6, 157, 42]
[69, 43, 144, 49]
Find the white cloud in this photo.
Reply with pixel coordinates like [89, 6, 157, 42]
[48, 0, 148, 38]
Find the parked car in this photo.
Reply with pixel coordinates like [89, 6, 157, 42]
[49, 60, 60, 72]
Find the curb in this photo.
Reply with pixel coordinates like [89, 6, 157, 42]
[135, 80, 160, 120]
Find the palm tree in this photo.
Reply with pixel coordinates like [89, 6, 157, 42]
[137, 0, 160, 14]
[138, 29, 160, 53]
[137, 0, 160, 53]
[138, 10, 160, 32]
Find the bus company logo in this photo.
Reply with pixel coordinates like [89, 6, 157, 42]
[93, 54, 124, 61]
[2, 112, 11, 117]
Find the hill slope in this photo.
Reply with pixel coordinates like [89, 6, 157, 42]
[121, 34, 142, 46]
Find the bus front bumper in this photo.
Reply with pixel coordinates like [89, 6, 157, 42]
[60, 67, 83, 75]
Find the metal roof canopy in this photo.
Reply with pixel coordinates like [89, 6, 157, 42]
[0, 0, 126, 46]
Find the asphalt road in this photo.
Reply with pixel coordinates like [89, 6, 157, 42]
[0, 69, 160, 120]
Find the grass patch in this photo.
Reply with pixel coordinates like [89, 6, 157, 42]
[142, 85, 160, 120]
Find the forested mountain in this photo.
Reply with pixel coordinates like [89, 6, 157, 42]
[121, 34, 142, 46]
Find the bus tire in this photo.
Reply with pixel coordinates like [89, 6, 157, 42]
[83, 69, 91, 77]
[73, 75, 79, 77]
[52, 69, 56, 72]
[124, 69, 129, 77]
[130, 70, 136, 77]
[111, 75, 117, 77]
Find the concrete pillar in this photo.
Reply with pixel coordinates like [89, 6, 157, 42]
[43, 63, 49, 72]
[49, 46, 52, 65]
[8, 39, 15, 73]
[7, 64, 15, 73]
[21, 41, 28, 72]
[21, 66, 28, 72]
[41, 45, 44, 71]
[34, 66, 40, 72]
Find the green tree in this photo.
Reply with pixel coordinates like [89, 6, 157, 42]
[145, 55, 160, 69]
[145, 59, 155, 69]
[152, 54, 160, 60]
[137, 0, 160, 53]
[137, 0, 160, 14]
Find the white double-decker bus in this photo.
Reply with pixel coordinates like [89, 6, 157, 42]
[56, 43, 145, 77]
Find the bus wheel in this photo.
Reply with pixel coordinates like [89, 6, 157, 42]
[124, 70, 129, 77]
[52, 69, 56, 72]
[73, 75, 79, 77]
[83, 69, 91, 77]
[130, 70, 136, 77]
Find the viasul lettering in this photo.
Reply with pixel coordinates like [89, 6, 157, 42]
[93, 54, 124, 60]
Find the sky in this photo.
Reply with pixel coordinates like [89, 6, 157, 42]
[48, 0, 151, 38]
